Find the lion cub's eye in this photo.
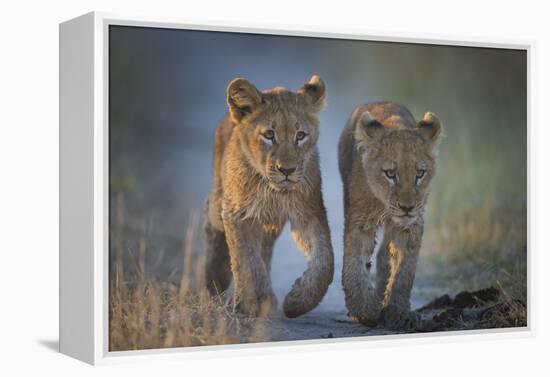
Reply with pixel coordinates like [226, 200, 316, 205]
[263, 130, 275, 140]
[416, 169, 426, 179]
[383, 169, 397, 181]
[295, 131, 307, 141]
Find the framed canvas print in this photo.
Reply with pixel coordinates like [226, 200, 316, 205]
[59, 12, 532, 365]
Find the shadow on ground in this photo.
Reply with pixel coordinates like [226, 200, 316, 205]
[38, 339, 59, 352]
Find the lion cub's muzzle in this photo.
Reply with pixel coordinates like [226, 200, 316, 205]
[267, 163, 301, 191]
[390, 202, 422, 226]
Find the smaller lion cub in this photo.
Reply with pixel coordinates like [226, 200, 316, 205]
[338, 102, 442, 329]
[204, 76, 334, 318]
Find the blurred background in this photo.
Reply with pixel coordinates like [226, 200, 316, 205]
[109, 25, 527, 312]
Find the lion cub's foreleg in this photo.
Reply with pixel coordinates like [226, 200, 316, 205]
[376, 224, 423, 329]
[342, 224, 384, 325]
[284, 205, 334, 318]
[222, 214, 277, 316]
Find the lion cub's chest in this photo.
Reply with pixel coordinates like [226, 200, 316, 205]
[226, 181, 309, 228]
[241, 188, 296, 224]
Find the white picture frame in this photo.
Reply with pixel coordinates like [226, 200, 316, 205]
[59, 11, 534, 365]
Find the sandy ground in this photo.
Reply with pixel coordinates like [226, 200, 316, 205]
[263, 309, 392, 341]
[245, 286, 442, 342]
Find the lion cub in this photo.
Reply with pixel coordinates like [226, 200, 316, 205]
[338, 102, 442, 329]
[204, 76, 334, 318]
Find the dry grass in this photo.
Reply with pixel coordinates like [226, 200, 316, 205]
[421, 204, 527, 300]
[109, 280, 271, 351]
[412, 130, 527, 330]
[108, 208, 271, 351]
[480, 299, 527, 329]
[416, 192, 527, 330]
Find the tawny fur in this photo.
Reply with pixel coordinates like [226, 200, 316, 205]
[204, 75, 334, 318]
[338, 101, 442, 329]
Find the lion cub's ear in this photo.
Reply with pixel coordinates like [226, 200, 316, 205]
[417, 112, 443, 155]
[298, 75, 326, 113]
[227, 78, 263, 123]
[354, 111, 385, 148]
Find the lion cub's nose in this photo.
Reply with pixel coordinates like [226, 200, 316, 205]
[398, 204, 415, 214]
[277, 165, 296, 177]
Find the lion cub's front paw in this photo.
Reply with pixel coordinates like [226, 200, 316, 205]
[283, 291, 313, 318]
[380, 307, 422, 331]
[347, 310, 380, 327]
[235, 294, 277, 317]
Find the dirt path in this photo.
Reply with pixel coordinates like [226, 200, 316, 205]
[259, 286, 520, 342]
[264, 310, 394, 341]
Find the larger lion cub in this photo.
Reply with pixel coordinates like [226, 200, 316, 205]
[339, 102, 442, 329]
[204, 76, 334, 318]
